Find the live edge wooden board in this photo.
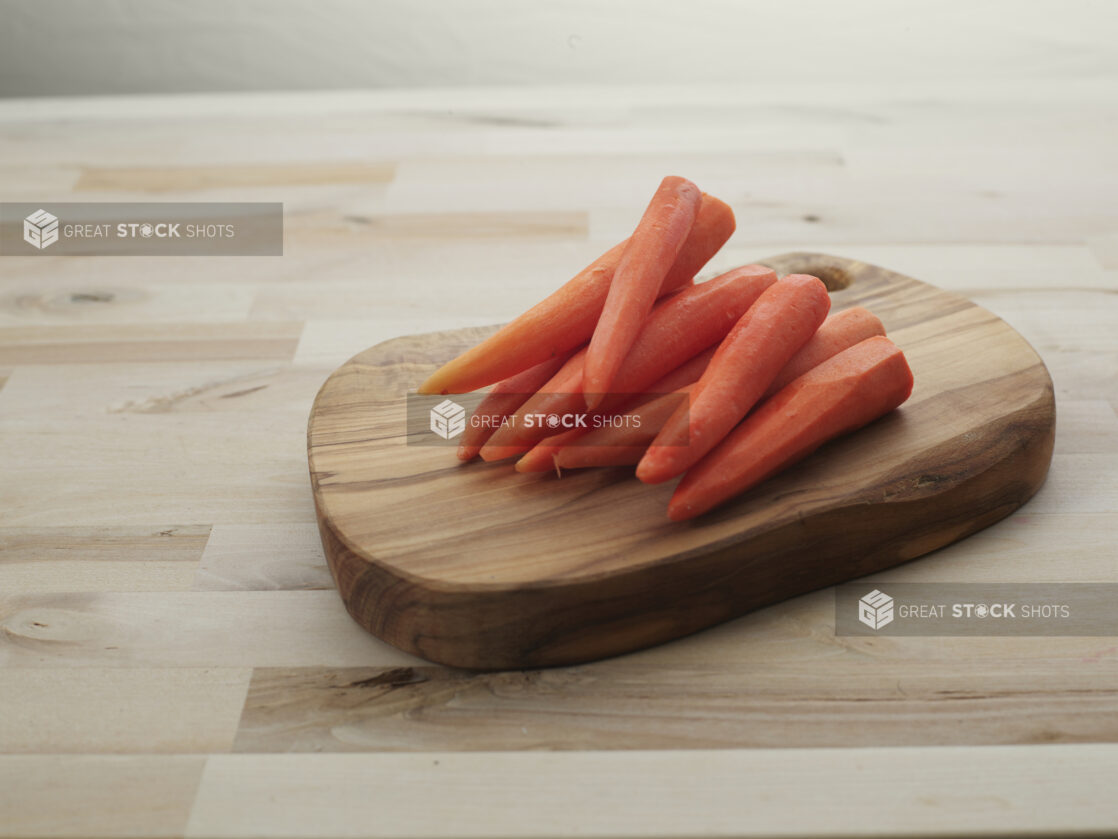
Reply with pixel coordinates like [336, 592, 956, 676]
[307, 253, 1055, 670]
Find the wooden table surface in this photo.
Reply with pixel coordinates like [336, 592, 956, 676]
[1, 82, 1116, 838]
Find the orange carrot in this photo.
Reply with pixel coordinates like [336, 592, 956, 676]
[668, 336, 914, 520]
[479, 264, 777, 460]
[478, 348, 587, 463]
[551, 308, 888, 470]
[456, 352, 574, 461]
[763, 306, 885, 397]
[645, 345, 717, 394]
[515, 346, 718, 471]
[418, 193, 734, 395]
[554, 386, 694, 469]
[514, 428, 587, 473]
[657, 193, 735, 293]
[637, 274, 831, 484]
[583, 176, 703, 406]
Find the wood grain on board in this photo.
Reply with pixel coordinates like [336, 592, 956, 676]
[307, 253, 1057, 669]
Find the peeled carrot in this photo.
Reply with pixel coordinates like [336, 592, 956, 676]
[554, 385, 694, 469]
[583, 176, 703, 406]
[418, 193, 734, 395]
[764, 306, 885, 397]
[659, 193, 735, 290]
[514, 346, 719, 472]
[645, 345, 717, 394]
[551, 308, 889, 470]
[479, 264, 778, 460]
[637, 274, 831, 484]
[478, 348, 587, 462]
[456, 352, 574, 461]
[514, 428, 586, 473]
[668, 336, 914, 520]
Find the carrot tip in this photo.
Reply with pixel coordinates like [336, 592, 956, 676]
[666, 502, 695, 522]
[479, 447, 518, 463]
[416, 375, 444, 395]
[635, 459, 672, 485]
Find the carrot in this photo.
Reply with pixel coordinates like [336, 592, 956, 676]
[637, 274, 831, 484]
[515, 346, 718, 471]
[479, 264, 778, 460]
[583, 176, 703, 406]
[456, 352, 574, 461]
[514, 345, 720, 471]
[764, 306, 885, 397]
[645, 345, 717, 394]
[553, 385, 694, 469]
[667, 336, 914, 520]
[551, 308, 888, 470]
[418, 193, 734, 395]
[514, 428, 586, 473]
[477, 348, 588, 463]
[658, 193, 735, 290]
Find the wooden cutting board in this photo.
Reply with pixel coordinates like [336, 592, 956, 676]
[307, 252, 1055, 670]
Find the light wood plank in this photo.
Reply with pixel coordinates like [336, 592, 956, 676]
[0, 591, 421, 668]
[1052, 400, 1118, 455]
[0, 417, 314, 527]
[1041, 348, 1118, 401]
[0, 524, 209, 561]
[1027, 455, 1118, 515]
[868, 512, 1118, 582]
[386, 151, 843, 213]
[232, 572, 1118, 753]
[185, 746, 1118, 838]
[0, 668, 251, 753]
[0, 524, 207, 592]
[0, 280, 255, 326]
[293, 208, 588, 241]
[1088, 232, 1118, 269]
[75, 162, 396, 192]
[0, 322, 302, 365]
[233, 651, 1118, 753]
[293, 315, 495, 367]
[194, 524, 332, 591]
[0, 755, 204, 838]
[0, 362, 323, 417]
[0, 559, 198, 593]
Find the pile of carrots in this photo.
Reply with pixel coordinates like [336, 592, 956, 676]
[419, 176, 914, 520]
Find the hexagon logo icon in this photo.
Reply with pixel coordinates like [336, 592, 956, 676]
[430, 399, 466, 440]
[24, 209, 59, 250]
[858, 589, 894, 630]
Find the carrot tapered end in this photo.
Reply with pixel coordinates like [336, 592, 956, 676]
[514, 454, 550, 473]
[634, 455, 675, 485]
[479, 443, 530, 463]
[666, 500, 696, 521]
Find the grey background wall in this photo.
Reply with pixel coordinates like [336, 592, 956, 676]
[0, 0, 1115, 97]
